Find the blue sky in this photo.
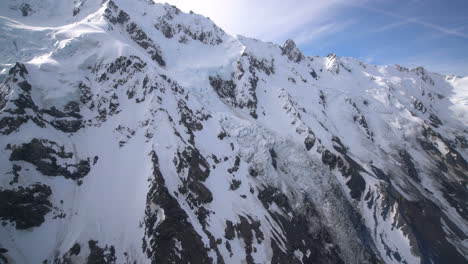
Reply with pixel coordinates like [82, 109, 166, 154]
[156, 0, 468, 76]
[301, 0, 468, 77]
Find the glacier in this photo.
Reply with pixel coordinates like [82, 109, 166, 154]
[0, 0, 467, 263]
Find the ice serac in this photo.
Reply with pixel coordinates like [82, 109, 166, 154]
[0, 0, 467, 263]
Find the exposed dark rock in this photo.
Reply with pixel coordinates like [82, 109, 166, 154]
[143, 151, 213, 264]
[417, 127, 468, 218]
[54, 242, 84, 264]
[209, 70, 258, 119]
[177, 100, 210, 144]
[224, 220, 235, 240]
[0, 116, 29, 135]
[19, 3, 33, 16]
[175, 146, 210, 182]
[87, 240, 116, 264]
[227, 156, 240, 173]
[237, 215, 264, 264]
[209, 76, 237, 102]
[8, 62, 28, 77]
[412, 66, 435, 85]
[345, 168, 367, 200]
[371, 166, 390, 183]
[413, 100, 427, 113]
[184, 180, 213, 205]
[248, 166, 259, 177]
[332, 136, 347, 154]
[398, 150, 420, 182]
[304, 130, 316, 151]
[321, 149, 367, 200]
[0, 64, 41, 134]
[243, 52, 275, 76]
[217, 130, 227, 140]
[455, 136, 468, 148]
[0, 4, 466, 264]
[1, 63, 83, 134]
[104, 1, 129, 25]
[126, 22, 166, 66]
[229, 179, 242, 190]
[223, 216, 264, 263]
[321, 150, 338, 170]
[104, 1, 165, 66]
[340, 155, 367, 200]
[310, 69, 318, 79]
[154, 8, 224, 45]
[70, 243, 81, 256]
[383, 186, 467, 264]
[10, 138, 91, 182]
[106, 56, 146, 76]
[319, 90, 326, 106]
[73, 0, 85, 16]
[225, 241, 233, 257]
[50, 119, 82, 133]
[269, 149, 278, 169]
[0, 184, 52, 229]
[16, 80, 31, 92]
[258, 186, 346, 264]
[428, 113, 443, 127]
[174, 145, 214, 226]
[281, 39, 304, 63]
[79, 82, 94, 107]
[156, 20, 174, 38]
[0, 248, 8, 263]
[258, 186, 290, 211]
[349, 100, 373, 140]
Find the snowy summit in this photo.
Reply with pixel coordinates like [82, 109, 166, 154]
[0, 0, 467, 263]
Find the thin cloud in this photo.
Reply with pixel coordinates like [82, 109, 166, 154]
[351, 4, 468, 39]
[153, 0, 359, 43]
[293, 20, 356, 45]
[411, 18, 468, 38]
[372, 20, 411, 33]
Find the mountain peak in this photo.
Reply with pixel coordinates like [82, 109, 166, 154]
[0, 1, 467, 264]
[281, 39, 305, 63]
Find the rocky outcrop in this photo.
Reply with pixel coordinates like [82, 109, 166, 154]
[0, 1, 466, 264]
[0, 184, 52, 229]
[9, 138, 92, 184]
[154, 4, 225, 45]
[105, 1, 165, 66]
[281, 39, 304, 63]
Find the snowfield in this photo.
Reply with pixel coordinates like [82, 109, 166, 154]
[0, 0, 467, 263]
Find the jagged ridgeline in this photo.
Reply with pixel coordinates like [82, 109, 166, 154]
[0, 0, 467, 263]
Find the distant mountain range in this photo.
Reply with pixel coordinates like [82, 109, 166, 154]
[0, 0, 467, 263]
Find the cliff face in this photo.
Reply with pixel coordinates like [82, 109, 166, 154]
[0, 1, 467, 263]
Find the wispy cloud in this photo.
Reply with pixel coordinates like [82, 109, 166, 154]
[153, 0, 357, 43]
[372, 20, 411, 33]
[293, 20, 356, 45]
[351, 4, 468, 38]
[153, 0, 467, 76]
[410, 18, 468, 38]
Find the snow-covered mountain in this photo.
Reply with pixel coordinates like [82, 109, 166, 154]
[0, 0, 467, 263]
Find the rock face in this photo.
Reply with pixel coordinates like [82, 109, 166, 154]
[282, 39, 305, 63]
[0, 0, 467, 263]
[0, 183, 52, 229]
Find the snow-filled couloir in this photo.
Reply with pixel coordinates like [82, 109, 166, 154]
[0, 0, 467, 263]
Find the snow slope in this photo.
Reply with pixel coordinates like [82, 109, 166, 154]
[0, 0, 467, 263]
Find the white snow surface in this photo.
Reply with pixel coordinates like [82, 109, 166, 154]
[0, 0, 467, 264]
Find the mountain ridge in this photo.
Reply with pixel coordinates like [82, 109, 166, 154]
[0, 0, 467, 263]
